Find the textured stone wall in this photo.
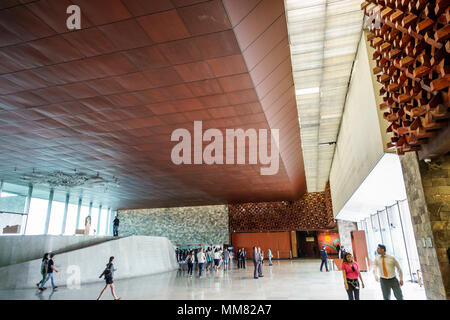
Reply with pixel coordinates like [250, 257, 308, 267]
[337, 220, 358, 254]
[118, 205, 229, 245]
[229, 183, 336, 232]
[400, 152, 448, 300]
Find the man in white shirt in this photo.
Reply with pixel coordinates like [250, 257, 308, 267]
[197, 248, 206, 277]
[373, 244, 403, 300]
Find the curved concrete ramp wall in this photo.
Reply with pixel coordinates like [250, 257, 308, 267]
[0, 236, 178, 289]
[0, 235, 116, 267]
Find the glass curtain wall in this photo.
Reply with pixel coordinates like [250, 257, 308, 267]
[0, 181, 110, 237]
[360, 200, 420, 283]
[64, 203, 78, 235]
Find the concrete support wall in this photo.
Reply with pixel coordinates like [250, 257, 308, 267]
[329, 33, 385, 217]
[400, 152, 448, 300]
[118, 205, 229, 245]
[0, 235, 177, 289]
[0, 235, 115, 267]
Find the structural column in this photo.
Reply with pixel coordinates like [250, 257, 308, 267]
[105, 207, 111, 235]
[96, 204, 102, 235]
[75, 197, 82, 233]
[22, 184, 33, 235]
[61, 193, 70, 235]
[43, 189, 54, 235]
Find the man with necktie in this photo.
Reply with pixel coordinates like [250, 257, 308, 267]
[373, 244, 404, 300]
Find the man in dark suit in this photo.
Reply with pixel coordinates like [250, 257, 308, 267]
[336, 243, 341, 258]
[320, 245, 329, 272]
[252, 247, 260, 279]
[237, 249, 242, 269]
[241, 248, 246, 269]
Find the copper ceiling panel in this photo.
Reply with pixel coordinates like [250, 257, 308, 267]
[0, 0, 306, 210]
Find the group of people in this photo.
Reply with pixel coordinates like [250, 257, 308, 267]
[177, 247, 235, 277]
[252, 247, 272, 279]
[36, 252, 120, 300]
[35, 242, 404, 301]
[320, 243, 404, 300]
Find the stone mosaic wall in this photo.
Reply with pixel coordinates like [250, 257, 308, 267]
[400, 152, 448, 300]
[118, 205, 229, 245]
[337, 220, 358, 254]
[229, 183, 336, 232]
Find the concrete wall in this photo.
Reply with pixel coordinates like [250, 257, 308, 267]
[329, 33, 385, 216]
[118, 205, 229, 245]
[0, 235, 115, 267]
[400, 152, 448, 300]
[364, 30, 393, 153]
[0, 235, 178, 289]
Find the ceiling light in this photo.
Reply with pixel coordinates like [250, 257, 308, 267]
[295, 87, 320, 95]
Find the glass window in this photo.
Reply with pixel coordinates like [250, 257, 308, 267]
[398, 200, 421, 281]
[26, 197, 49, 235]
[99, 207, 108, 235]
[0, 183, 27, 213]
[370, 213, 382, 247]
[91, 206, 99, 236]
[64, 203, 78, 235]
[48, 200, 66, 235]
[78, 205, 89, 231]
[378, 209, 394, 255]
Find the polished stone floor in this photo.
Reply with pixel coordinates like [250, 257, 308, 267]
[0, 260, 426, 300]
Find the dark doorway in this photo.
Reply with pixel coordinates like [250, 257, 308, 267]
[296, 231, 319, 258]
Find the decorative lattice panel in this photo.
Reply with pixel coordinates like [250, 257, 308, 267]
[228, 183, 335, 232]
[361, 0, 449, 155]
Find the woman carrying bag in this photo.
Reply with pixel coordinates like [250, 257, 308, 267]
[342, 252, 365, 300]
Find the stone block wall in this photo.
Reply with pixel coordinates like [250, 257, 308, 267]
[118, 205, 229, 245]
[400, 152, 448, 300]
[336, 220, 358, 254]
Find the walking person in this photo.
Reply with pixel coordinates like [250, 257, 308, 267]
[237, 249, 242, 269]
[36, 253, 49, 289]
[97, 256, 120, 300]
[213, 248, 221, 271]
[208, 249, 214, 271]
[241, 248, 246, 269]
[205, 248, 211, 272]
[186, 251, 194, 277]
[197, 248, 206, 277]
[113, 214, 120, 237]
[342, 252, 365, 300]
[39, 253, 58, 291]
[223, 249, 230, 271]
[340, 245, 347, 259]
[252, 247, 260, 279]
[320, 245, 329, 272]
[268, 248, 273, 266]
[257, 247, 264, 277]
[373, 244, 404, 300]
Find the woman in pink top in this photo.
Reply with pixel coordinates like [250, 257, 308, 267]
[342, 252, 365, 300]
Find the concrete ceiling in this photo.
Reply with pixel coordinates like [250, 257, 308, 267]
[285, 0, 364, 192]
[0, 0, 306, 209]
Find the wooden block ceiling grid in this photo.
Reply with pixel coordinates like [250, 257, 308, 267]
[0, 0, 306, 209]
[361, 0, 450, 155]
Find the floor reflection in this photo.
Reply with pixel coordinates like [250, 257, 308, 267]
[0, 260, 426, 300]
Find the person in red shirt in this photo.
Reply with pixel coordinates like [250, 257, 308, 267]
[342, 252, 365, 300]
